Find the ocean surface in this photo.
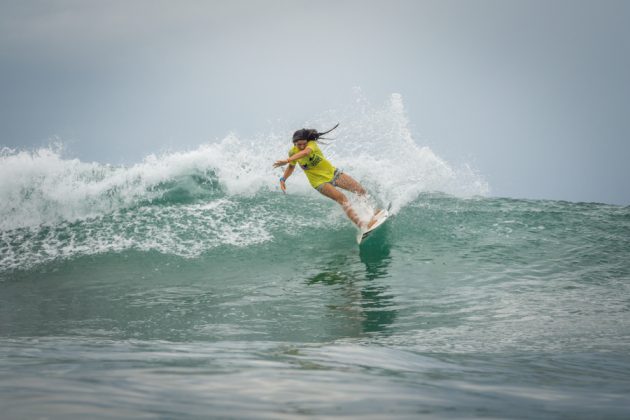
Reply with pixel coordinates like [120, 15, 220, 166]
[2, 96, 629, 418]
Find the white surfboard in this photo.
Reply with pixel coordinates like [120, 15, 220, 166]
[357, 209, 389, 244]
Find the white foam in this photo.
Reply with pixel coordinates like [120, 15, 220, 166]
[0, 199, 257, 271]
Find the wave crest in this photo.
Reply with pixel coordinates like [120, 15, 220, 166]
[0, 93, 488, 232]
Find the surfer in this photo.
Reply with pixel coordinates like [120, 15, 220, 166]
[273, 124, 380, 230]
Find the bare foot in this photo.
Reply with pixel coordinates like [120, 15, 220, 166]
[366, 208, 386, 228]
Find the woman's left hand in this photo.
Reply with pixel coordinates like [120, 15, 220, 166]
[273, 159, 288, 168]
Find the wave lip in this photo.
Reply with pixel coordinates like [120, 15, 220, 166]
[0, 146, 225, 231]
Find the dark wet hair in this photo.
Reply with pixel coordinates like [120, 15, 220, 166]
[292, 129, 319, 142]
[292, 123, 339, 143]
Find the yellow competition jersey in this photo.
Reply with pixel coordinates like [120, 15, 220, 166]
[289, 141, 336, 188]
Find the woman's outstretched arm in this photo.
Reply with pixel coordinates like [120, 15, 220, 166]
[273, 147, 311, 168]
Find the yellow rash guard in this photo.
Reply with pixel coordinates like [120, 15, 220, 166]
[288, 141, 336, 189]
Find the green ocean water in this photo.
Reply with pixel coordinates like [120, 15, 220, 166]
[2, 189, 630, 418]
[1, 97, 630, 418]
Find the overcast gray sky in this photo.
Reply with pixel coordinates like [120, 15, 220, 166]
[1, 0, 629, 205]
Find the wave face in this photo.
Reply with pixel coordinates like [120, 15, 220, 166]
[1, 94, 488, 272]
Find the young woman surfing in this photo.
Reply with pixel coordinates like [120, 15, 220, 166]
[273, 124, 381, 230]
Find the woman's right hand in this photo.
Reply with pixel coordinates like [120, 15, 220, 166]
[273, 159, 288, 168]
